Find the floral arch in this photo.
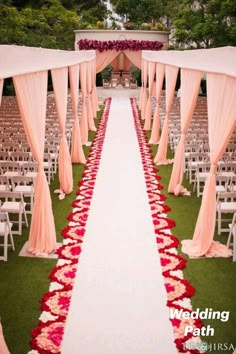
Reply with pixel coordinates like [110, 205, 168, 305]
[76, 39, 163, 72]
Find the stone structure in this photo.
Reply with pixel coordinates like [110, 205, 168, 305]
[74, 30, 170, 50]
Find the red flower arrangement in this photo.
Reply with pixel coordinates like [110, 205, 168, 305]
[77, 39, 163, 52]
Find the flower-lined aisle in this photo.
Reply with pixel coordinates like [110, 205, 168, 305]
[130, 98, 204, 354]
[29, 98, 111, 354]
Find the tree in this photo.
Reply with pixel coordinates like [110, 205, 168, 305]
[76, 0, 108, 27]
[110, 0, 163, 24]
[0, 0, 80, 49]
[172, 0, 236, 48]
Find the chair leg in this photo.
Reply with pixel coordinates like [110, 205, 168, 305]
[19, 212, 22, 235]
[9, 224, 15, 252]
[23, 208, 28, 228]
[4, 233, 8, 261]
[233, 231, 236, 262]
[227, 228, 232, 248]
[218, 210, 221, 235]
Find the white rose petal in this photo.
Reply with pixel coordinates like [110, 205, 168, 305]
[49, 281, 63, 291]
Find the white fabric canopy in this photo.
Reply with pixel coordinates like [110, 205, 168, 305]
[142, 46, 236, 78]
[0, 45, 96, 256]
[143, 46, 236, 258]
[0, 45, 95, 79]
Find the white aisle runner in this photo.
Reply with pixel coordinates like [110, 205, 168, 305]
[61, 97, 176, 354]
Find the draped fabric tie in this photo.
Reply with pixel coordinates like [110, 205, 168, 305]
[149, 102, 160, 144]
[58, 134, 73, 194]
[38, 162, 44, 174]
[154, 111, 173, 165]
[80, 96, 89, 144]
[210, 162, 218, 175]
[87, 93, 96, 132]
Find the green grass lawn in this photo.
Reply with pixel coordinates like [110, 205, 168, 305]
[0, 114, 235, 354]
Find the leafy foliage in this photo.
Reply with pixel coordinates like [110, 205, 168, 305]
[173, 0, 236, 48]
[0, 0, 236, 50]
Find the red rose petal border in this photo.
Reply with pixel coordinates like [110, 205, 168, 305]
[29, 98, 111, 354]
[130, 97, 204, 354]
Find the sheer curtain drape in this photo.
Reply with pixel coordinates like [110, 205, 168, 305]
[96, 50, 120, 73]
[13, 71, 57, 255]
[69, 64, 86, 164]
[51, 67, 73, 194]
[182, 73, 236, 258]
[154, 65, 178, 165]
[149, 63, 165, 144]
[86, 61, 96, 131]
[80, 62, 89, 145]
[124, 50, 142, 69]
[168, 69, 202, 195]
[91, 59, 99, 116]
[141, 59, 148, 118]
[144, 61, 156, 131]
[138, 59, 144, 110]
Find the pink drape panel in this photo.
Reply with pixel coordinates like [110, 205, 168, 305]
[80, 62, 89, 144]
[110, 56, 119, 71]
[141, 59, 148, 118]
[0, 79, 3, 104]
[96, 50, 120, 73]
[51, 67, 73, 194]
[0, 323, 10, 354]
[182, 74, 236, 258]
[86, 61, 96, 131]
[69, 64, 86, 164]
[91, 59, 99, 115]
[138, 59, 144, 110]
[168, 69, 202, 195]
[154, 65, 178, 165]
[149, 63, 165, 144]
[123, 53, 132, 71]
[124, 50, 142, 69]
[13, 71, 56, 255]
[144, 61, 156, 130]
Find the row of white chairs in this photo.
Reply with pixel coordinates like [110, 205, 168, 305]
[0, 155, 55, 184]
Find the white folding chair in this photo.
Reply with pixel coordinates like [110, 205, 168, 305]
[44, 144, 59, 174]
[10, 176, 34, 214]
[0, 191, 28, 235]
[228, 175, 236, 192]
[216, 192, 236, 234]
[193, 162, 211, 197]
[43, 153, 53, 184]
[187, 152, 209, 185]
[227, 213, 236, 262]
[0, 161, 21, 178]
[22, 162, 38, 179]
[0, 211, 15, 261]
[218, 161, 236, 179]
[0, 176, 11, 192]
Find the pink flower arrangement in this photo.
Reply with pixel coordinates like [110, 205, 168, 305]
[77, 39, 163, 52]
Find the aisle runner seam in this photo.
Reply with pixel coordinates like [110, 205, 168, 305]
[29, 98, 111, 354]
[130, 98, 204, 354]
